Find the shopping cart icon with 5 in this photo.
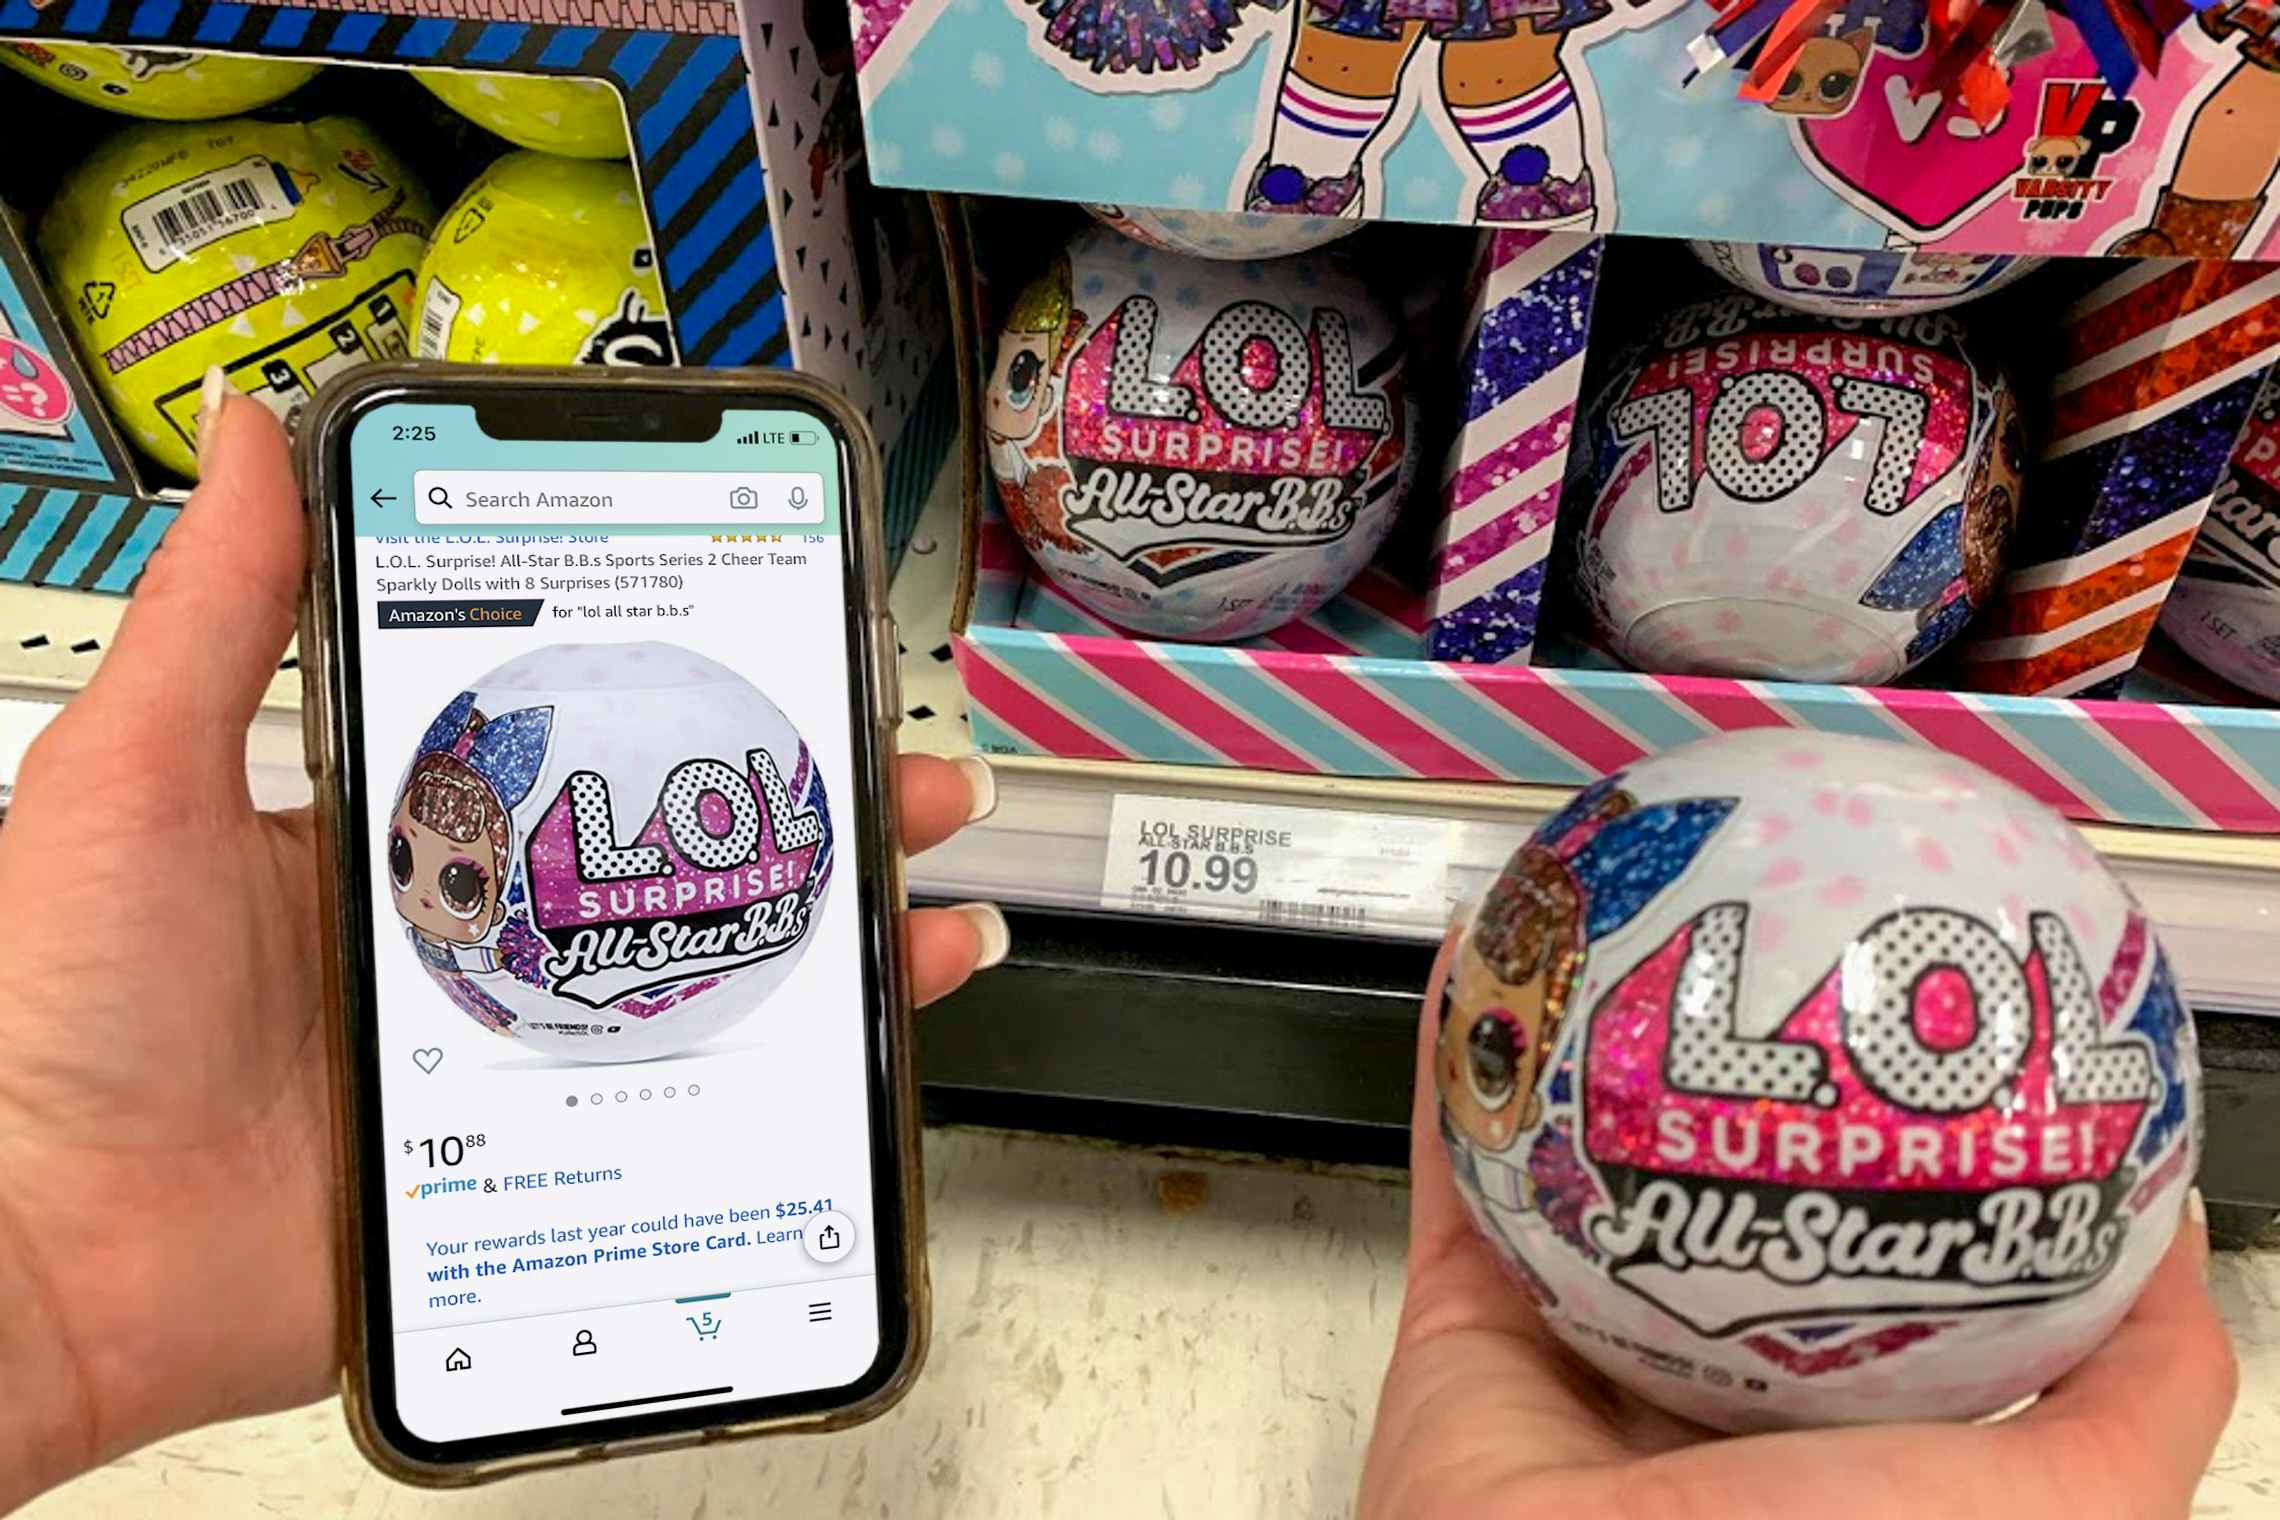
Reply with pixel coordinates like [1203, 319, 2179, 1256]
[687, 1310, 723, 1340]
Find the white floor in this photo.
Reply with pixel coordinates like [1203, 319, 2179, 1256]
[19, 1127, 2280, 1519]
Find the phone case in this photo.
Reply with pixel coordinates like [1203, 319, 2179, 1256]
[295, 364, 928, 1486]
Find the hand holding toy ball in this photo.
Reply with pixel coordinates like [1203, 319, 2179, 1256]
[388, 643, 833, 1064]
[415, 153, 672, 367]
[1577, 293, 2021, 684]
[1439, 730, 2199, 1432]
[0, 40, 318, 120]
[985, 227, 1413, 642]
[39, 115, 431, 478]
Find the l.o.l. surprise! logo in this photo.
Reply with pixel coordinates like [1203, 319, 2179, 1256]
[1054, 294, 1405, 589]
[522, 745, 831, 1007]
[1579, 905, 2185, 1337]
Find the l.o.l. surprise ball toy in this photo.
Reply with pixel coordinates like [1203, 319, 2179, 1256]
[415, 154, 672, 367]
[1692, 242, 2042, 318]
[389, 643, 832, 1063]
[984, 227, 1412, 642]
[0, 41, 318, 119]
[1084, 203, 1357, 261]
[1576, 294, 2021, 684]
[1438, 730, 2199, 1432]
[413, 68, 629, 159]
[39, 115, 430, 478]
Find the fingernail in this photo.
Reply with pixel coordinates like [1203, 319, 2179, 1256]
[954, 754, 998, 824]
[194, 365, 230, 476]
[2188, 1186, 2211, 1278]
[950, 901, 1010, 970]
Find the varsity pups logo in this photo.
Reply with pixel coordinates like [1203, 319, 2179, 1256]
[1579, 903, 2186, 1337]
[1053, 293, 1406, 589]
[520, 743, 831, 1008]
[2013, 80, 2141, 222]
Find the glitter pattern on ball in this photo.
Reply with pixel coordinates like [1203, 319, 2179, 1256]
[1692, 242, 2042, 318]
[1438, 730, 2199, 1432]
[985, 227, 1412, 642]
[387, 643, 832, 1064]
[1576, 294, 2021, 684]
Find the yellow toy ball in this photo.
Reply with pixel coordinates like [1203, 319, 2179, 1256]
[40, 115, 432, 478]
[413, 68, 627, 159]
[0, 41, 318, 121]
[415, 153, 673, 367]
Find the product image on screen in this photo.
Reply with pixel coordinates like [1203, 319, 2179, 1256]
[342, 399, 890, 1454]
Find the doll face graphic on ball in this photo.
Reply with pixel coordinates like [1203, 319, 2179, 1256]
[985, 256, 1074, 447]
[388, 692, 554, 949]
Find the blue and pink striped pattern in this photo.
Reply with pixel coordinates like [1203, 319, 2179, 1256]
[1958, 260, 2280, 698]
[1427, 230, 1602, 665]
[959, 595, 2280, 832]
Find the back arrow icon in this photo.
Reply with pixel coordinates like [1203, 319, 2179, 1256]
[370, 489, 395, 509]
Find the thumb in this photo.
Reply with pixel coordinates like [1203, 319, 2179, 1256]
[70, 369, 303, 796]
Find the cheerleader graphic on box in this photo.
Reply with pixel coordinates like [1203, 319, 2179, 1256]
[1016, 0, 1670, 226]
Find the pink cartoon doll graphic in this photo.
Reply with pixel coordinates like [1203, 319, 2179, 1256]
[2111, 9, 2280, 256]
[1437, 775, 1734, 1251]
[1247, 0, 1614, 222]
[387, 690, 554, 1033]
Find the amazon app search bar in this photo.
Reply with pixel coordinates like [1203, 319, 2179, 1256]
[412, 470, 827, 526]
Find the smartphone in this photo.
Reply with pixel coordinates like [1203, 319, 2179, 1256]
[299, 366, 924, 1483]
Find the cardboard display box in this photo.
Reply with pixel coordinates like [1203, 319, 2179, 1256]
[940, 199, 2280, 833]
[853, 0, 2280, 260]
[0, 0, 958, 595]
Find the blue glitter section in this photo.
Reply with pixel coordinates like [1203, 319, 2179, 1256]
[797, 751, 836, 912]
[1569, 798, 1737, 942]
[1905, 596, 1976, 664]
[1430, 558, 1547, 662]
[1532, 772, 1628, 848]
[2022, 379, 2261, 567]
[2126, 950, 2192, 1166]
[465, 706, 555, 810]
[414, 690, 478, 762]
[1462, 243, 1603, 424]
[1861, 502, 1964, 611]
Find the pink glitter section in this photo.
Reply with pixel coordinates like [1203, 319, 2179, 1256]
[1739, 1320, 1953, 1378]
[615, 974, 728, 1021]
[1627, 332, 1971, 514]
[1060, 302, 1387, 480]
[852, 0, 916, 72]
[524, 751, 821, 929]
[1583, 914, 2150, 1191]
[2099, 913, 2150, 1026]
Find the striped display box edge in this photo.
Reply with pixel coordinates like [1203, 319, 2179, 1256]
[1956, 258, 2280, 698]
[956, 615, 2280, 833]
[1425, 228, 1602, 666]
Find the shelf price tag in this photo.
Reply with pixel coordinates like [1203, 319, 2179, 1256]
[1100, 793, 1453, 932]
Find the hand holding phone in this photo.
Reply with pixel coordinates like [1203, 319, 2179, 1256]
[302, 367, 929, 1481]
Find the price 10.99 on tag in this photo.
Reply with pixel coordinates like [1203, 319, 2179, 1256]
[1101, 793, 1451, 932]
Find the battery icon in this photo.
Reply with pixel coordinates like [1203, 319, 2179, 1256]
[787, 429, 818, 445]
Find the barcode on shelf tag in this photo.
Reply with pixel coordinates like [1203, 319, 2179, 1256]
[122, 156, 298, 272]
[1100, 793, 1452, 932]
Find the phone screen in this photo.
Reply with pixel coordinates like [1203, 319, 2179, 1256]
[328, 390, 903, 1461]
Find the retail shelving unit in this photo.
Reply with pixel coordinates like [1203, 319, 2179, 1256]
[8, 464, 2279, 1235]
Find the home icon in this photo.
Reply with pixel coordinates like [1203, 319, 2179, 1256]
[444, 1347, 472, 1372]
